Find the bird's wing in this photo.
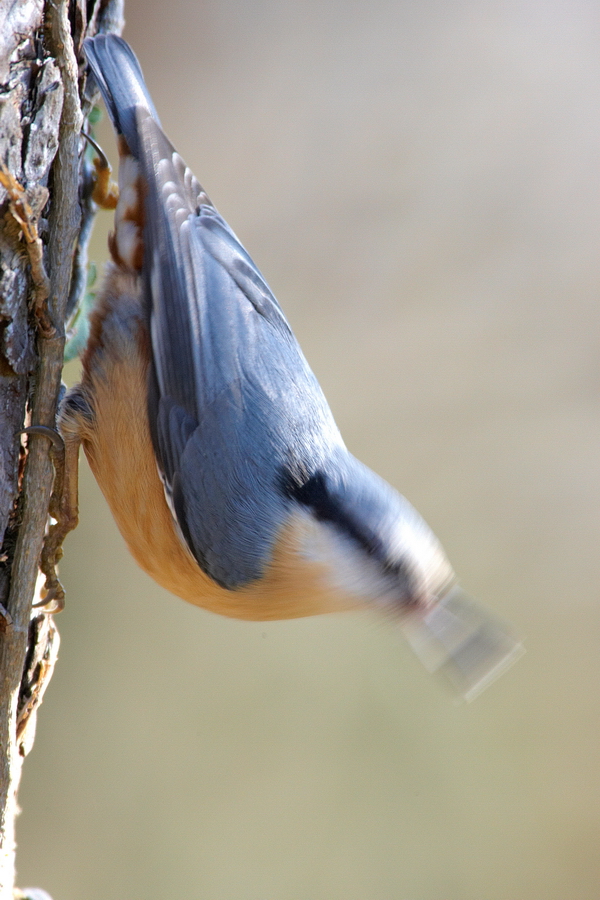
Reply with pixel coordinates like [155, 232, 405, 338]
[136, 110, 343, 586]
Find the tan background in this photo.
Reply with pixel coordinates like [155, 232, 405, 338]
[16, 1, 600, 898]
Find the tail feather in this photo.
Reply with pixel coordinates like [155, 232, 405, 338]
[83, 35, 160, 158]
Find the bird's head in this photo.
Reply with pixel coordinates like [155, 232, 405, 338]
[282, 451, 522, 699]
[282, 451, 455, 616]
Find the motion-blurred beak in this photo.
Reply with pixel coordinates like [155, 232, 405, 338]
[400, 585, 525, 701]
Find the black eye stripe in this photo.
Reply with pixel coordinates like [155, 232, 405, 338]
[281, 469, 403, 576]
[287, 471, 364, 538]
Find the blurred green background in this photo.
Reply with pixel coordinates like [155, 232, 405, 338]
[16, 1, 600, 898]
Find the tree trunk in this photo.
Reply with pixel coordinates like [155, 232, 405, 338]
[0, 1, 123, 895]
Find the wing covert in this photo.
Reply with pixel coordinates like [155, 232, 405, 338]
[134, 108, 344, 586]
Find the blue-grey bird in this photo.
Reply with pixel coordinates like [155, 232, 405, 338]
[60, 34, 522, 700]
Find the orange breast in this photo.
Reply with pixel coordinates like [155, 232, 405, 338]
[74, 268, 358, 621]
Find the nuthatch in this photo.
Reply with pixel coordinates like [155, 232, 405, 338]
[56, 35, 522, 699]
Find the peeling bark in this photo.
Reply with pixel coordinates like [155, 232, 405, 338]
[0, 0, 123, 895]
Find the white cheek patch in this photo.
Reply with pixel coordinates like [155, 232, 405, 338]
[386, 507, 455, 601]
[296, 512, 396, 605]
[326, 540, 396, 603]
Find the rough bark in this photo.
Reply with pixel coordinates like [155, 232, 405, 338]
[0, 1, 123, 896]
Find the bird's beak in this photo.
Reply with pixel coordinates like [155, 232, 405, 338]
[400, 584, 524, 701]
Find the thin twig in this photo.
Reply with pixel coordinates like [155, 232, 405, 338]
[7, 0, 83, 648]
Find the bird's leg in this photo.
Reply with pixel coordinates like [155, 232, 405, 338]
[83, 130, 119, 209]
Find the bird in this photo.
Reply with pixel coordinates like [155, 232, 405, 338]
[57, 34, 522, 699]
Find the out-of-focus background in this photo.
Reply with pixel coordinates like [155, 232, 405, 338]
[16, 1, 600, 898]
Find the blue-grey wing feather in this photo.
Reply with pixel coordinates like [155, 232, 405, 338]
[135, 109, 344, 586]
[84, 35, 346, 587]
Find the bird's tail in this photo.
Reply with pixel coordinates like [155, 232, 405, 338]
[401, 585, 524, 701]
[83, 35, 160, 158]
